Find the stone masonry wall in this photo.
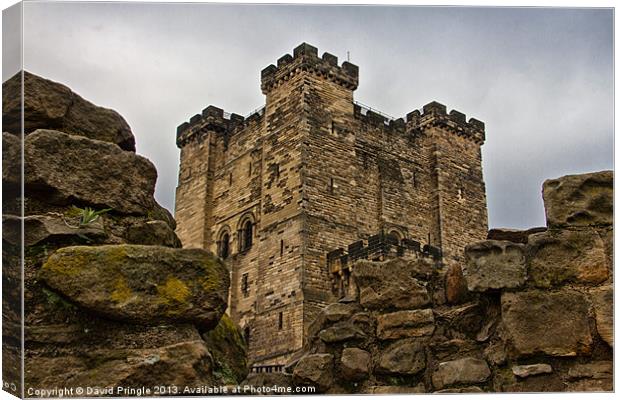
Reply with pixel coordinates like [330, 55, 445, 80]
[287, 170, 612, 394]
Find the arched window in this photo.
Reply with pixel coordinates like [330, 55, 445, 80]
[238, 214, 255, 252]
[387, 230, 402, 245]
[217, 228, 231, 259]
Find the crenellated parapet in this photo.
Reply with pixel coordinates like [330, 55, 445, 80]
[353, 102, 406, 132]
[260, 43, 359, 94]
[176, 104, 264, 148]
[406, 101, 485, 144]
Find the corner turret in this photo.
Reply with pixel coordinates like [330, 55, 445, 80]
[260, 42, 359, 94]
[406, 101, 485, 144]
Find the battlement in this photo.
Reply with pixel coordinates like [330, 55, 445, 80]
[354, 102, 406, 132]
[406, 101, 485, 144]
[261, 43, 359, 94]
[176, 104, 265, 148]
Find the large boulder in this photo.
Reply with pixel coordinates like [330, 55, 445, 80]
[202, 314, 249, 384]
[24, 130, 157, 215]
[463, 240, 526, 291]
[2, 132, 20, 187]
[501, 290, 592, 357]
[3, 214, 107, 247]
[2, 71, 135, 151]
[542, 171, 613, 228]
[39, 245, 229, 329]
[25, 323, 216, 390]
[431, 357, 491, 390]
[352, 258, 431, 310]
[527, 229, 608, 288]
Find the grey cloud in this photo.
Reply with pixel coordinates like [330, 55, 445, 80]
[14, 4, 612, 229]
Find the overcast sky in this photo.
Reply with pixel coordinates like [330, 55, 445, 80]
[9, 3, 613, 229]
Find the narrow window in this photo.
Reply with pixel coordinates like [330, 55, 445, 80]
[278, 312, 283, 330]
[229, 172, 233, 186]
[248, 162, 252, 177]
[280, 239, 284, 256]
[218, 232, 230, 259]
[457, 180, 465, 200]
[242, 273, 249, 297]
[331, 121, 335, 134]
[329, 177, 335, 194]
[240, 220, 253, 251]
[243, 326, 251, 345]
[275, 164, 280, 179]
[412, 169, 418, 188]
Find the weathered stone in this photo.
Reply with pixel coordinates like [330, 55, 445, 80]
[432, 357, 491, 390]
[527, 229, 608, 287]
[3, 213, 107, 247]
[487, 227, 546, 243]
[26, 340, 214, 389]
[340, 347, 370, 381]
[24, 130, 158, 215]
[318, 322, 365, 343]
[512, 363, 553, 378]
[40, 245, 229, 329]
[445, 263, 469, 304]
[292, 354, 334, 393]
[24, 323, 220, 389]
[484, 341, 507, 366]
[543, 171, 613, 227]
[202, 314, 249, 384]
[2, 132, 20, 187]
[125, 220, 182, 247]
[367, 384, 425, 394]
[352, 258, 430, 310]
[376, 309, 435, 340]
[375, 339, 426, 375]
[501, 290, 592, 357]
[323, 302, 359, 323]
[464, 240, 526, 291]
[568, 361, 612, 380]
[2, 71, 135, 150]
[590, 285, 613, 347]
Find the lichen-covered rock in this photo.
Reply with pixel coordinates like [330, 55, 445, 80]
[292, 354, 334, 393]
[431, 357, 491, 390]
[542, 171, 613, 227]
[2, 71, 135, 151]
[375, 339, 426, 375]
[501, 290, 592, 357]
[24, 130, 157, 215]
[527, 229, 608, 287]
[590, 285, 613, 347]
[376, 309, 435, 340]
[202, 314, 249, 384]
[39, 245, 229, 329]
[512, 363, 553, 378]
[464, 240, 526, 291]
[352, 258, 431, 310]
[340, 348, 370, 381]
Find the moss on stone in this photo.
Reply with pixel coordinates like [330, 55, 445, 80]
[157, 276, 191, 305]
[110, 277, 132, 304]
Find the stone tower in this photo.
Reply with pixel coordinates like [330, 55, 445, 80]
[174, 43, 488, 367]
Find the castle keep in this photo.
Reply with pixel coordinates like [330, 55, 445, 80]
[174, 43, 489, 367]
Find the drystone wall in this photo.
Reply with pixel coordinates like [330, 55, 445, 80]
[2, 72, 248, 396]
[275, 170, 613, 394]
